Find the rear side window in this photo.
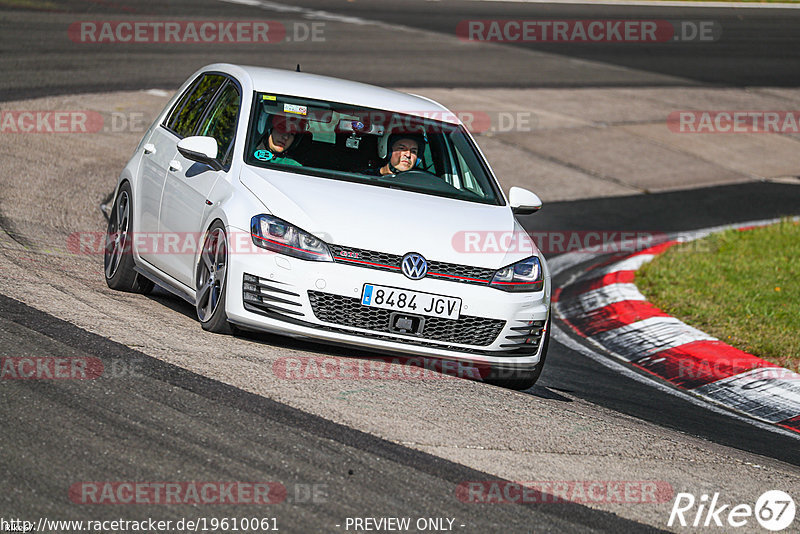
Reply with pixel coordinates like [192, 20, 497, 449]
[197, 82, 241, 168]
[165, 74, 225, 138]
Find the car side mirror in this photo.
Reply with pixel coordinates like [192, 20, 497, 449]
[509, 186, 543, 215]
[177, 136, 222, 171]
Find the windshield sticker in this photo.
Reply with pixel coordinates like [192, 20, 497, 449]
[254, 149, 275, 162]
[283, 103, 307, 116]
[261, 95, 276, 101]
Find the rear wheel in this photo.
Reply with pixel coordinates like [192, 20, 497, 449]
[104, 182, 154, 294]
[196, 221, 233, 334]
[484, 316, 550, 390]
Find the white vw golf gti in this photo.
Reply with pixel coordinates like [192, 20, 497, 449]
[105, 64, 551, 389]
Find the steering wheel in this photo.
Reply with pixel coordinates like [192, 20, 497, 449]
[394, 169, 440, 182]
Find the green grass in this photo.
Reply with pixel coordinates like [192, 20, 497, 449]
[636, 219, 800, 373]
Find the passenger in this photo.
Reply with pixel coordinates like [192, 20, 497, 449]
[254, 115, 307, 166]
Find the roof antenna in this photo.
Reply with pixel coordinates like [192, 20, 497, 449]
[296, 64, 301, 72]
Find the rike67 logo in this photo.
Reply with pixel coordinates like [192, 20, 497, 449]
[668, 490, 795, 531]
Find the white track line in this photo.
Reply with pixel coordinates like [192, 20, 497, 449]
[551, 321, 800, 440]
[591, 316, 716, 358]
[567, 283, 646, 313]
[694, 368, 800, 423]
[552, 217, 800, 438]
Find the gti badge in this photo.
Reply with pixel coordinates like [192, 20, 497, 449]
[401, 253, 428, 280]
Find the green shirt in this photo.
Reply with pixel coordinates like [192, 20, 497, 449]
[273, 156, 301, 167]
[253, 149, 301, 167]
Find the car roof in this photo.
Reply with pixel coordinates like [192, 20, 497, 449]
[205, 63, 459, 124]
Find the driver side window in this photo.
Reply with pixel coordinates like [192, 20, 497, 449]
[165, 74, 225, 138]
[197, 82, 241, 169]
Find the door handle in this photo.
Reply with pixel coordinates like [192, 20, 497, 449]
[169, 160, 182, 173]
[143, 143, 156, 155]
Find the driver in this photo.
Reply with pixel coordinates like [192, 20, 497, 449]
[363, 133, 424, 176]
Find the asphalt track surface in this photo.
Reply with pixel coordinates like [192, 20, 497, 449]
[2, 0, 800, 532]
[3, 0, 800, 101]
[259, 0, 800, 87]
[1, 295, 657, 533]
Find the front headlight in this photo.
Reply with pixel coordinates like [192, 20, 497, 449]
[490, 256, 543, 292]
[250, 214, 333, 262]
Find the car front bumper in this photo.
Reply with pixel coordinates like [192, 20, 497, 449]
[224, 237, 550, 371]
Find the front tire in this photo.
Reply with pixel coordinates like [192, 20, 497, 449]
[196, 221, 232, 334]
[104, 182, 154, 294]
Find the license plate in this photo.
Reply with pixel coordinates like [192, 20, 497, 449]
[361, 284, 461, 320]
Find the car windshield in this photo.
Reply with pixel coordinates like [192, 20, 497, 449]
[244, 92, 503, 205]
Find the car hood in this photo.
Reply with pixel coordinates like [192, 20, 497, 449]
[240, 166, 539, 269]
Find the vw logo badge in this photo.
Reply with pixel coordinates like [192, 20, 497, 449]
[401, 253, 428, 280]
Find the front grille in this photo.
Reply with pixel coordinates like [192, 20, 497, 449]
[329, 244, 495, 285]
[307, 291, 505, 346]
[426, 260, 495, 284]
[329, 244, 401, 273]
